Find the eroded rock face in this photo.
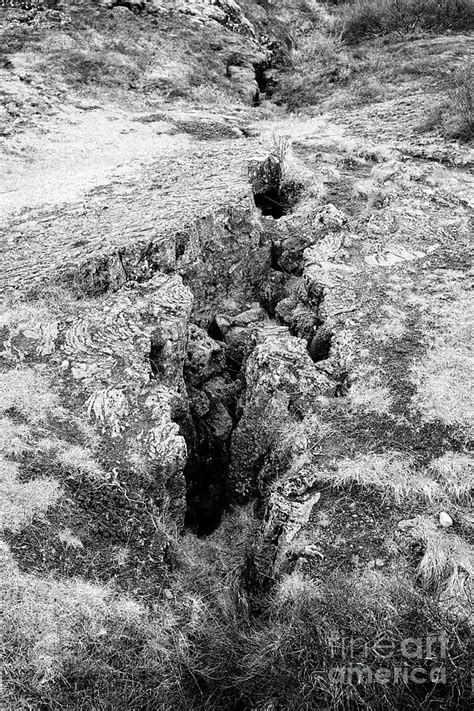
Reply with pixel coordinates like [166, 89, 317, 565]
[176, 199, 263, 326]
[229, 329, 333, 599]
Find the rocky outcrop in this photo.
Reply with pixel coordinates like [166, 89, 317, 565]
[101, 0, 256, 37]
[2, 273, 193, 528]
[175, 198, 264, 326]
[229, 331, 332, 502]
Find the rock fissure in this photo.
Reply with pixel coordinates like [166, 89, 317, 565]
[179, 156, 342, 539]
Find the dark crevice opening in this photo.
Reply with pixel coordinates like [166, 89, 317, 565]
[307, 329, 333, 363]
[254, 60, 277, 99]
[207, 317, 245, 380]
[207, 316, 225, 342]
[149, 335, 166, 378]
[184, 447, 227, 536]
[183, 324, 239, 536]
[251, 157, 303, 220]
[225, 351, 245, 380]
[254, 61, 268, 94]
[270, 241, 284, 270]
[334, 372, 350, 397]
[254, 188, 285, 219]
[182, 393, 238, 536]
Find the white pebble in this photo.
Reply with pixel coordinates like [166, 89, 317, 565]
[439, 512, 453, 528]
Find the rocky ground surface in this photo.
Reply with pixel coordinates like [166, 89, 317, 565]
[1, 0, 473, 707]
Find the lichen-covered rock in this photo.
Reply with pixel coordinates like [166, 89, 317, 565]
[311, 203, 349, 233]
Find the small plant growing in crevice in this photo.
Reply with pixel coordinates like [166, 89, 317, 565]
[250, 138, 307, 218]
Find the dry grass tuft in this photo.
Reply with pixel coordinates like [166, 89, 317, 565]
[408, 516, 474, 593]
[172, 505, 258, 597]
[55, 443, 105, 479]
[274, 569, 322, 608]
[333, 451, 442, 502]
[0, 417, 31, 456]
[349, 371, 393, 414]
[423, 64, 473, 141]
[0, 457, 61, 532]
[430, 452, 473, 503]
[0, 368, 60, 424]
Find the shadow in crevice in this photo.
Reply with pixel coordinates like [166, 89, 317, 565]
[307, 328, 333, 363]
[254, 187, 285, 218]
[183, 437, 228, 537]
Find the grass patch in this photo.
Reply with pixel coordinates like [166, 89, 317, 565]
[46, 48, 143, 87]
[274, 2, 472, 111]
[337, 0, 474, 43]
[276, 31, 351, 110]
[411, 296, 473, 435]
[349, 368, 393, 414]
[0, 458, 61, 532]
[422, 64, 473, 141]
[187, 567, 472, 709]
[0, 418, 31, 456]
[1, 508, 256, 709]
[332, 452, 443, 502]
[1, 0, 264, 108]
[0, 368, 61, 424]
[1, 550, 190, 709]
[3, 503, 472, 708]
[430, 452, 473, 503]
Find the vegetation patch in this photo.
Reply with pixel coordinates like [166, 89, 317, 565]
[421, 64, 473, 142]
[336, 0, 474, 43]
[332, 452, 443, 503]
[411, 296, 473, 436]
